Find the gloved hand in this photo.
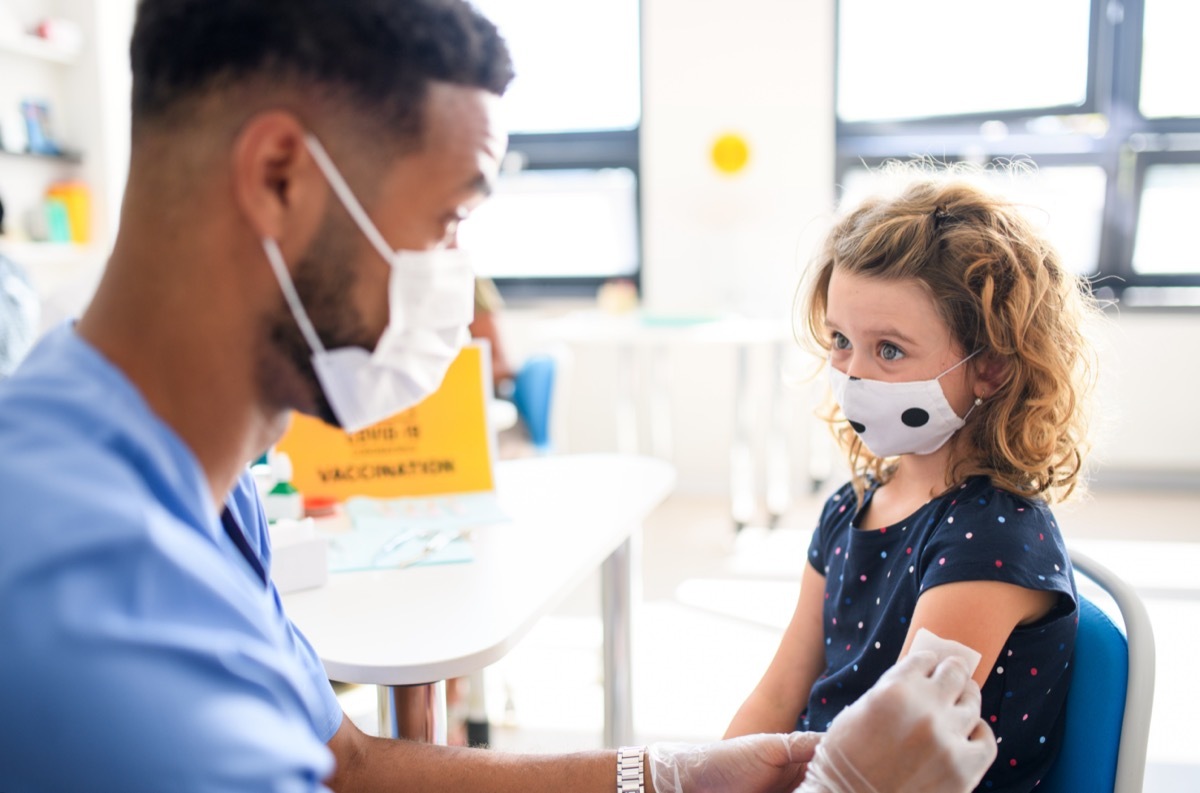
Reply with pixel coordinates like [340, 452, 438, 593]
[795, 651, 997, 793]
[649, 731, 820, 793]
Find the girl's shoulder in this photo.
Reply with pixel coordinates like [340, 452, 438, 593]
[924, 476, 1067, 559]
[919, 477, 1075, 596]
[940, 476, 1056, 525]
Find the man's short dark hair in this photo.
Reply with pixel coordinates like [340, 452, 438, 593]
[130, 0, 514, 141]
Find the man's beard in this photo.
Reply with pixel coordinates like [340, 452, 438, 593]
[259, 210, 373, 429]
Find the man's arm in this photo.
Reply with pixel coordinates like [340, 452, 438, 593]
[326, 714, 816, 793]
[328, 652, 994, 793]
[326, 717, 616, 792]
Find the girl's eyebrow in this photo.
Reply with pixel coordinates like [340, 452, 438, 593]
[825, 319, 919, 348]
[870, 326, 919, 347]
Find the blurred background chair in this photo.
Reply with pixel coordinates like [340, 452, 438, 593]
[511, 353, 558, 454]
[1039, 549, 1156, 793]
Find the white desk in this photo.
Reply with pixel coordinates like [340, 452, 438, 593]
[282, 454, 676, 745]
[546, 312, 802, 528]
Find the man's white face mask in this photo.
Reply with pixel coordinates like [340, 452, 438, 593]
[261, 133, 475, 434]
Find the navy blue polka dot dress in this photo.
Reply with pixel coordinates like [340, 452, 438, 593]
[803, 476, 1077, 793]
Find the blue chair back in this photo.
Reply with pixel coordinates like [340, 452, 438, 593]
[1039, 596, 1127, 792]
[1039, 549, 1154, 793]
[512, 355, 557, 453]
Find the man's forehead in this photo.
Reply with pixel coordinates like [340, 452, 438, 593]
[422, 83, 506, 150]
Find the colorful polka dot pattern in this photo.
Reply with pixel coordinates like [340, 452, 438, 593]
[803, 476, 1078, 793]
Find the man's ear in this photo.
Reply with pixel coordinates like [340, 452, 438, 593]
[230, 111, 326, 256]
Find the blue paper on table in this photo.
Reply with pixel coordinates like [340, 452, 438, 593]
[322, 492, 507, 572]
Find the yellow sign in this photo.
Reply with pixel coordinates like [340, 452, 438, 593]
[277, 344, 494, 500]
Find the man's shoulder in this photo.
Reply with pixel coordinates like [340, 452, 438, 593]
[1, 323, 208, 522]
[0, 325, 133, 454]
[0, 358, 153, 525]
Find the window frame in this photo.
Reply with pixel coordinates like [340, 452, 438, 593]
[833, 0, 1200, 307]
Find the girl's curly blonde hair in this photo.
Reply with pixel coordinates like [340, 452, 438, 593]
[798, 172, 1101, 504]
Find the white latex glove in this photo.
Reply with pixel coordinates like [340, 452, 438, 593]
[649, 731, 820, 793]
[795, 651, 996, 793]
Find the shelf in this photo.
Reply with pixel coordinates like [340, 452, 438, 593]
[0, 147, 82, 165]
[0, 240, 98, 267]
[0, 31, 79, 65]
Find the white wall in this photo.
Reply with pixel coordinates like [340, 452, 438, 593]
[640, 0, 835, 320]
[1093, 312, 1200, 482]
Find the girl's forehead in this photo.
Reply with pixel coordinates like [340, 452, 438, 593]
[826, 269, 953, 343]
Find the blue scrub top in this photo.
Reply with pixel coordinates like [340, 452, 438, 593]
[0, 324, 343, 792]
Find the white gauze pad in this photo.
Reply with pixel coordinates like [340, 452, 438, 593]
[910, 627, 983, 676]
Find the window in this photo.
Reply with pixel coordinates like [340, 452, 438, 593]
[1139, 0, 1200, 119]
[837, 0, 1093, 123]
[1132, 159, 1200, 276]
[467, 0, 641, 297]
[457, 167, 639, 281]
[835, 0, 1200, 305]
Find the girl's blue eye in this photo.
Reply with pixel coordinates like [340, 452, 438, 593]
[879, 342, 905, 361]
[831, 332, 851, 350]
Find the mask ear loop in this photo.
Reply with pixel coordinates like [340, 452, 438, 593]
[262, 237, 327, 357]
[304, 132, 410, 339]
[935, 348, 983, 379]
[939, 348, 986, 421]
[961, 393, 985, 422]
[304, 133, 396, 267]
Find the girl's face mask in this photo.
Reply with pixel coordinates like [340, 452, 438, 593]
[262, 133, 475, 434]
[829, 351, 980, 458]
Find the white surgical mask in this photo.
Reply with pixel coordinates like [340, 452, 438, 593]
[829, 351, 981, 458]
[261, 133, 475, 433]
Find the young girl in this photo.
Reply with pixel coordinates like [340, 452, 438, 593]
[725, 175, 1100, 793]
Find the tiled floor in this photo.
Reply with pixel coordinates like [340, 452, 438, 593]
[338, 484, 1200, 791]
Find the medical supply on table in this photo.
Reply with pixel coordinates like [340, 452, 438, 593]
[320, 492, 507, 572]
[261, 451, 304, 523]
[244, 449, 327, 592]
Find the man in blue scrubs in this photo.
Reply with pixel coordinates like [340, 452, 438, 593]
[0, 1, 996, 791]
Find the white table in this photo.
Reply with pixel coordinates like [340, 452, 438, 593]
[545, 312, 803, 528]
[282, 454, 676, 746]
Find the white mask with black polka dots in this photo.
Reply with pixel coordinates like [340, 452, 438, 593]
[829, 351, 980, 458]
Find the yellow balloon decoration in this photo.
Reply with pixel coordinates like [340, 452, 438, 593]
[711, 132, 750, 175]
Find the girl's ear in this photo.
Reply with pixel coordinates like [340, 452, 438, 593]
[973, 352, 1010, 398]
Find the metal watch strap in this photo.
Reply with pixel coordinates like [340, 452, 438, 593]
[617, 746, 646, 793]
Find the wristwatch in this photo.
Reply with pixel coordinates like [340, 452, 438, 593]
[617, 746, 645, 793]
